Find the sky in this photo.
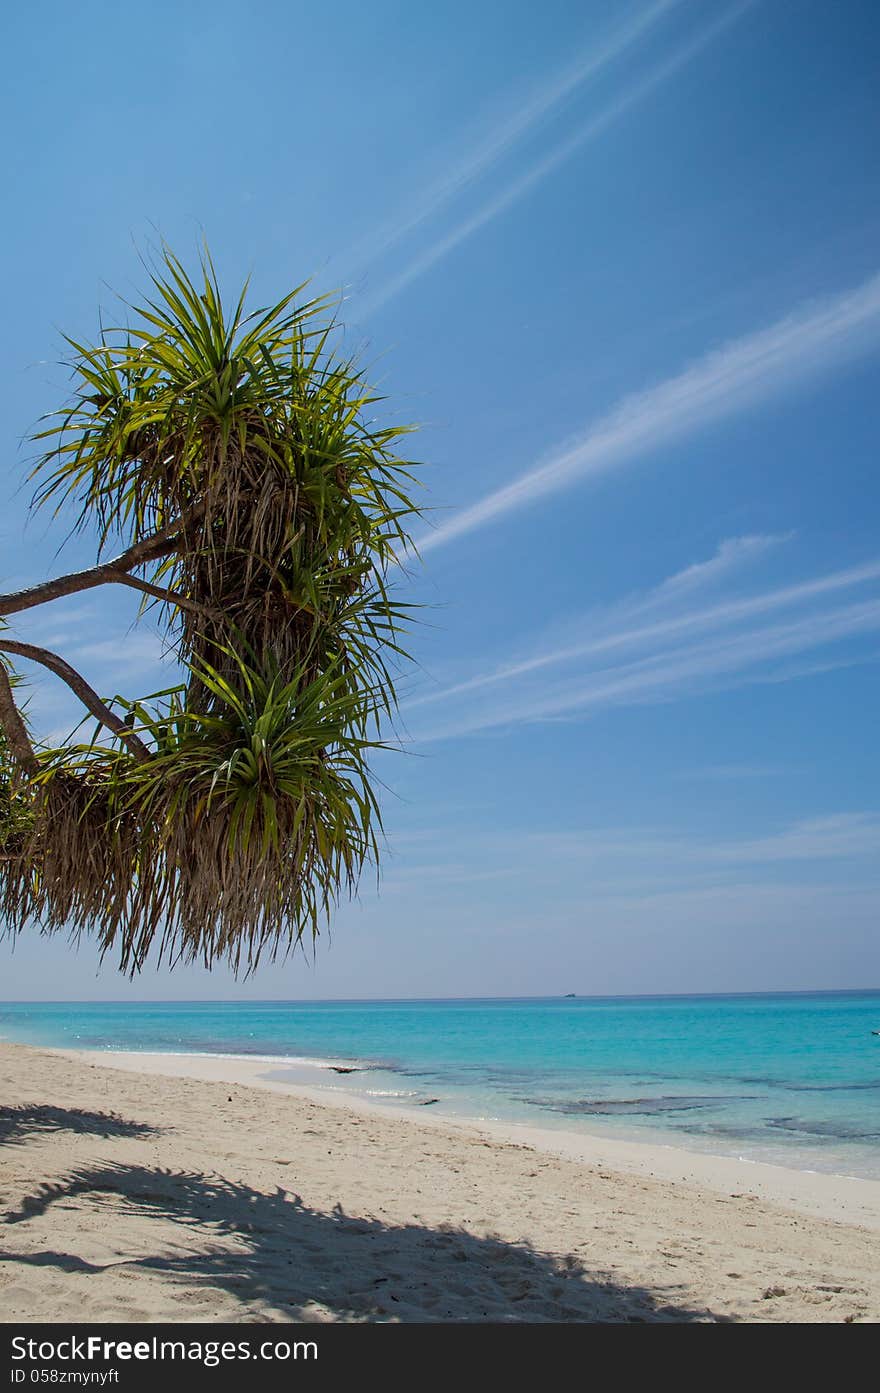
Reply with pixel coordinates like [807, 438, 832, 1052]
[1, 0, 878, 1000]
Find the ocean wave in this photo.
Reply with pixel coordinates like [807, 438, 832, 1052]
[84, 1046, 370, 1072]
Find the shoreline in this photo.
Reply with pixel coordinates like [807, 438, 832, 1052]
[56, 1046, 880, 1232]
[5, 989, 879, 1192]
[3, 1041, 880, 1321]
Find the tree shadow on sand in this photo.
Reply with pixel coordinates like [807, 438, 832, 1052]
[0, 1105, 159, 1148]
[2, 1162, 727, 1322]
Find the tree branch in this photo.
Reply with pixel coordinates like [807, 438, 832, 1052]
[0, 510, 205, 620]
[113, 572, 220, 618]
[0, 661, 39, 776]
[0, 640, 151, 763]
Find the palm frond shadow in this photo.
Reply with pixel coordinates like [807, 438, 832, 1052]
[0, 1105, 159, 1148]
[2, 1163, 724, 1322]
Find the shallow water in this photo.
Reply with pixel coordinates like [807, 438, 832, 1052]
[2, 992, 879, 1178]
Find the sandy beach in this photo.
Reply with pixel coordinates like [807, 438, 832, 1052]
[1, 1042, 879, 1323]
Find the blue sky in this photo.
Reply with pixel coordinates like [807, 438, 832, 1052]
[1, 0, 878, 999]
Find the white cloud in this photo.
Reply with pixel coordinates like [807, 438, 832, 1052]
[412, 269, 880, 554]
[363, 1, 753, 315]
[5, 628, 174, 743]
[344, 0, 685, 283]
[408, 551, 880, 714]
[652, 533, 793, 599]
[710, 813, 880, 865]
[405, 553, 880, 741]
[542, 812, 880, 869]
[71, 632, 169, 670]
[377, 812, 880, 908]
[424, 600, 880, 740]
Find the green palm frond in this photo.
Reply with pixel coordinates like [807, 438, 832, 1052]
[1, 245, 422, 973]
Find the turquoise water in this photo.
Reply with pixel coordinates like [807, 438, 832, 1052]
[2, 992, 880, 1178]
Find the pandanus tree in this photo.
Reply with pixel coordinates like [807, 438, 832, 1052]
[0, 248, 420, 973]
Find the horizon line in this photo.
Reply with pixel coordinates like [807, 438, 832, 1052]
[3, 986, 878, 1007]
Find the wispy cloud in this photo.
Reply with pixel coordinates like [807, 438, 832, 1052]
[525, 811, 880, 870]
[652, 532, 793, 599]
[362, 1, 753, 315]
[345, 0, 684, 281]
[420, 601, 880, 739]
[9, 627, 174, 744]
[405, 549, 880, 741]
[70, 633, 168, 670]
[413, 269, 880, 555]
[708, 813, 880, 866]
[378, 811, 880, 904]
[408, 547, 880, 712]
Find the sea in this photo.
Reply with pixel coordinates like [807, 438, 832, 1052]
[2, 991, 879, 1180]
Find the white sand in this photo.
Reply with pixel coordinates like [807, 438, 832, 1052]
[2, 1042, 879, 1322]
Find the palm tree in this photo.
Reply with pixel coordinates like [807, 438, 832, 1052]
[0, 247, 421, 975]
